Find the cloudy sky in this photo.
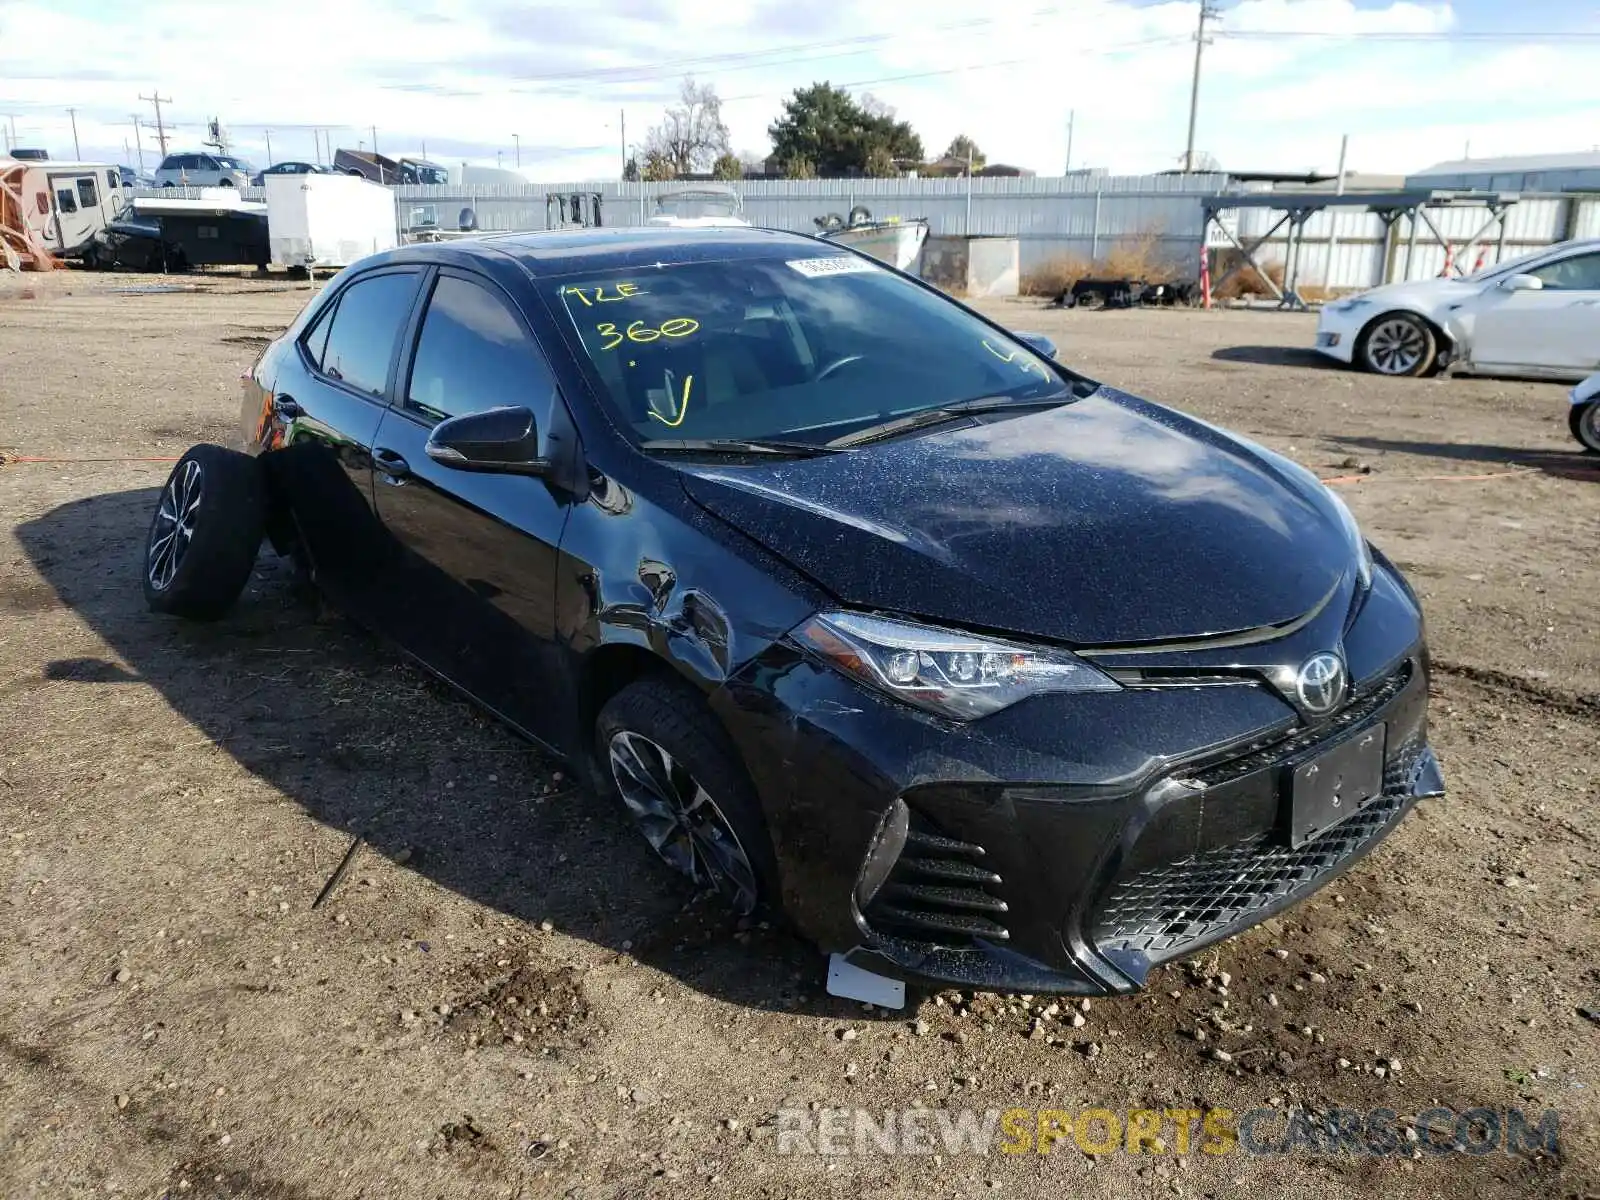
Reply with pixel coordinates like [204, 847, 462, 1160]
[1, 0, 1596, 180]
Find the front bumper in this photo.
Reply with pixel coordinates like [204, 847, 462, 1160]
[1313, 306, 1365, 365]
[714, 560, 1441, 994]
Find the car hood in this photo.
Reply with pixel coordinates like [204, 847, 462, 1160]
[678, 389, 1355, 646]
[1338, 276, 1480, 315]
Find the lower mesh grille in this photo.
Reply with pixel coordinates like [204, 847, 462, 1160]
[1092, 722, 1426, 960]
[863, 815, 1010, 946]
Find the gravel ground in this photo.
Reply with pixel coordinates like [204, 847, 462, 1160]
[0, 271, 1596, 1199]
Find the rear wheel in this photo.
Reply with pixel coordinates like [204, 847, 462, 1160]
[1358, 312, 1436, 376]
[596, 678, 777, 917]
[1570, 401, 1600, 454]
[143, 444, 266, 620]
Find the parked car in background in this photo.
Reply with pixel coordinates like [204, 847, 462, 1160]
[1569, 371, 1600, 453]
[117, 165, 154, 188]
[152, 152, 255, 188]
[7, 147, 48, 161]
[139, 227, 1442, 998]
[1315, 237, 1600, 380]
[251, 161, 333, 186]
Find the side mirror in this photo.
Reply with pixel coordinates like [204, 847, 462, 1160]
[1500, 273, 1544, 292]
[425, 406, 545, 475]
[1015, 331, 1058, 360]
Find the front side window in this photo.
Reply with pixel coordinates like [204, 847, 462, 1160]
[55, 188, 78, 214]
[406, 275, 553, 424]
[77, 178, 98, 207]
[1530, 252, 1600, 291]
[547, 255, 1072, 444]
[316, 271, 419, 397]
[106, 170, 119, 190]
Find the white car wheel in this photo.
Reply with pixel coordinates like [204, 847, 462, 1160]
[1359, 314, 1435, 377]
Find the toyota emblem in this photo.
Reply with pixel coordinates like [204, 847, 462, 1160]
[1295, 653, 1348, 715]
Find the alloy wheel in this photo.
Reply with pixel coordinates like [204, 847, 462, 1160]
[1577, 403, 1600, 454]
[607, 730, 759, 914]
[1364, 318, 1428, 375]
[148, 459, 203, 591]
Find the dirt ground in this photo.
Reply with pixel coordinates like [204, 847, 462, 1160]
[1, 270, 1596, 1200]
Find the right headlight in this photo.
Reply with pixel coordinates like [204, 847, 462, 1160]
[1324, 486, 1374, 591]
[792, 611, 1119, 720]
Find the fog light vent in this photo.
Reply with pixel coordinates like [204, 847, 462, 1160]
[860, 805, 1009, 945]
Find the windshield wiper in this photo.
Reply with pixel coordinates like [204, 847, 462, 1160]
[824, 394, 1072, 450]
[638, 437, 849, 457]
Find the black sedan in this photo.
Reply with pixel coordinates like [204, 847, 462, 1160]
[251, 161, 332, 185]
[142, 227, 1443, 997]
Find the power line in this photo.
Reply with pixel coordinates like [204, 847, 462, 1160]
[1219, 29, 1600, 42]
[718, 34, 1190, 104]
[500, 6, 1069, 88]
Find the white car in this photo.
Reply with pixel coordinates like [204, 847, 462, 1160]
[1314, 238, 1600, 379]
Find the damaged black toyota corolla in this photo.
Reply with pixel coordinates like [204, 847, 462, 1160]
[144, 227, 1443, 997]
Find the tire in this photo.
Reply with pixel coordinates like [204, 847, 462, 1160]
[596, 677, 779, 917]
[1357, 312, 1436, 377]
[143, 444, 266, 620]
[1570, 401, 1600, 454]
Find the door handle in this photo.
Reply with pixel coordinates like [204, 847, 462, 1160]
[272, 395, 302, 419]
[373, 447, 411, 479]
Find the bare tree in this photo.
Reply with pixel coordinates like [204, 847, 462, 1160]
[643, 77, 732, 177]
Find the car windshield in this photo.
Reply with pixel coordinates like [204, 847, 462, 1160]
[215, 156, 251, 171]
[550, 255, 1080, 446]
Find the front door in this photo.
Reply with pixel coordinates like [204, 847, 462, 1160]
[265, 266, 424, 617]
[368, 268, 574, 748]
[1470, 250, 1600, 374]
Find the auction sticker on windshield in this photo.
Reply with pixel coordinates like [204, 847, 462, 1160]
[787, 256, 880, 278]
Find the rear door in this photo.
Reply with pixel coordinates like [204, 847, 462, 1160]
[265, 266, 424, 617]
[46, 173, 99, 250]
[1471, 250, 1600, 375]
[368, 267, 575, 747]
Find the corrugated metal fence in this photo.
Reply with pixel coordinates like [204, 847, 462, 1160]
[389, 174, 1227, 272]
[139, 174, 1598, 291]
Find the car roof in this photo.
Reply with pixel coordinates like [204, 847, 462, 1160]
[373, 226, 845, 278]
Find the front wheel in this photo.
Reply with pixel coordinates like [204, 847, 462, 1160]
[596, 678, 778, 917]
[143, 444, 266, 620]
[1357, 312, 1436, 376]
[1570, 401, 1600, 454]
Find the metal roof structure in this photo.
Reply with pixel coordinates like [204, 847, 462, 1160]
[1201, 190, 1533, 311]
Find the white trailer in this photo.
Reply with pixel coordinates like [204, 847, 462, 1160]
[266, 173, 397, 271]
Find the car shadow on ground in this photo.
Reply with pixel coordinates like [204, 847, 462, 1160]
[17, 487, 839, 1018]
[1210, 346, 1342, 370]
[1327, 435, 1600, 483]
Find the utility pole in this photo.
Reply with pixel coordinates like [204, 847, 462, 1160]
[130, 114, 145, 170]
[1065, 109, 1075, 174]
[2, 115, 11, 152]
[1183, 2, 1219, 173]
[67, 108, 80, 159]
[513, 133, 520, 167]
[620, 108, 626, 177]
[264, 128, 273, 164]
[140, 91, 172, 157]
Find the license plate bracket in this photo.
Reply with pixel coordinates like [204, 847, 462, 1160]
[1287, 724, 1386, 848]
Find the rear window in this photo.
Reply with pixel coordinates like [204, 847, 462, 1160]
[546, 255, 1067, 444]
[55, 188, 78, 214]
[77, 178, 97, 207]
